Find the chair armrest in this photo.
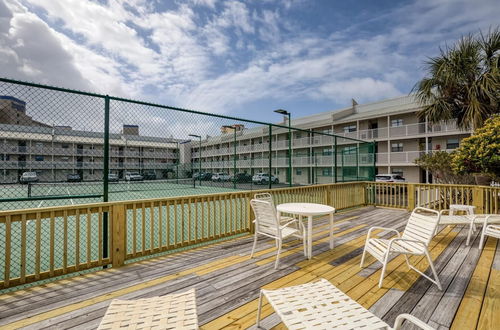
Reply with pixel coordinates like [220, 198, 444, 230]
[414, 207, 440, 217]
[478, 214, 500, 226]
[367, 226, 400, 239]
[393, 313, 434, 330]
[280, 218, 299, 229]
[387, 238, 427, 251]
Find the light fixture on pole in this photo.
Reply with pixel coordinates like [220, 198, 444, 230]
[274, 109, 292, 187]
[222, 125, 238, 189]
[177, 139, 191, 184]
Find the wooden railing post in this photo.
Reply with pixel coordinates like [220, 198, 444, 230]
[407, 183, 416, 211]
[248, 194, 255, 234]
[112, 203, 126, 267]
[472, 187, 484, 214]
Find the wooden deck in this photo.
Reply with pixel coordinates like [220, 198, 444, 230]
[0, 206, 497, 330]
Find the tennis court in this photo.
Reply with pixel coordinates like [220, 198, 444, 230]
[0, 179, 247, 287]
[0, 179, 239, 211]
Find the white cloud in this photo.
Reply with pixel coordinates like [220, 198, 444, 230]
[0, 0, 498, 120]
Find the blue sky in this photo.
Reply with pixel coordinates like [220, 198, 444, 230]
[1, 0, 499, 123]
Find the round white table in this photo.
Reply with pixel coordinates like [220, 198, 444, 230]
[276, 203, 335, 259]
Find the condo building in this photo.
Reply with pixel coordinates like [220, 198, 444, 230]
[1, 94, 471, 184]
[189, 95, 471, 184]
[0, 96, 182, 183]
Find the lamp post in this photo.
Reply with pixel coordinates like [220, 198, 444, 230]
[189, 134, 202, 186]
[177, 139, 191, 184]
[223, 125, 237, 189]
[274, 109, 292, 187]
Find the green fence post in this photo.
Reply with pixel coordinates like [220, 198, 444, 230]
[103, 95, 110, 264]
[356, 142, 359, 181]
[233, 127, 237, 189]
[334, 136, 338, 183]
[372, 141, 376, 181]
[268, 125, 272, 189]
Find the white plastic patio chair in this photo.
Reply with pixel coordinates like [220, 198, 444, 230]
[97, 289, 197, 330]
[478, 214, 500, 249]
[437, 204, 476, 245]
[250, 199, 306, 269]
[254, 192, 296, 224]
[360, 207, 442, 290]
[257, 279, 434, 329]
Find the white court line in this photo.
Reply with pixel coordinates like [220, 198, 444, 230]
[27, 187, 53, 224]
[66, 187, 75, 205]
[37, 187, 52, 208]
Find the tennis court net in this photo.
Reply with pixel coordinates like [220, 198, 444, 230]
[27, 178, 196, 198]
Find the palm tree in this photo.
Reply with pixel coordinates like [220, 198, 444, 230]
[414, 28, 500, 130]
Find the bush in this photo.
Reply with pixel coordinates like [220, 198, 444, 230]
[452, 114, 500, 179]
[415, 151, 473, 184]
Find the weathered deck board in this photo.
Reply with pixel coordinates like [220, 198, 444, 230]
[0, 206, 497, 330]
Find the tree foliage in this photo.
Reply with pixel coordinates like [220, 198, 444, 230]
[415, 151, 473, 184]
[451, 114, 500, 178]
[414, 29, 500, 130]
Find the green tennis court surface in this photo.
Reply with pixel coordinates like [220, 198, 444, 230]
[0, 179, 238, 211]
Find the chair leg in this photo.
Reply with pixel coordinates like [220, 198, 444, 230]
[378, 253, 390, 288]
[425, 249, 442, 290]
[256, 291, 263, 328]
[479, 232, 485, 250]
[250, 232, 258, 259]
[466, 223, 474, 246]
[404, 255, 411, 270]
[274, 239, 282, 269]
[302, 230, 307, 257]
[360, 246, 367, 268]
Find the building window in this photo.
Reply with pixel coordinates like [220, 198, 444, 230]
[61, 157, 69, 162]
[322, 168, 332, 176]
[343, 146, 357, 154]
[35, 155, 44, 161]
[296, 133, 301, 139]
[321, 128, 332, 134]
[391, 119, 404, 127]
[392, 168, 404, 176]
[322, 148, 332, 156]
[296, 169, 302, 175]
[35, 142, 43, 148]
[62, 144, 69, 149]
[446, 138, 459, 149]
[0, 155, 9, 161]
[391, 143, 403, 152]
[343, 125, 357, 133]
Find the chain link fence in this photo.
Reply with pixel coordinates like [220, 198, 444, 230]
[0, 77, 374, 211]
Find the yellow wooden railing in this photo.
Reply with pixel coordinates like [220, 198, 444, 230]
[0, 182, 498, 289]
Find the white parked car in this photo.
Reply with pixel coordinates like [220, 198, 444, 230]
[124, 172, 143, 181]
[211, 173, 231, 182]
[375, 174, 406, 183]
[20, 171, 38, 184]
[252, 173, 279, 184]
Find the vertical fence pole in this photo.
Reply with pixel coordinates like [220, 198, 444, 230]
[372, 141, 376, 181]
[356, 142, 359, 181]
[268, 125, 272, 190]
[288, 115, 292, 187]
[103, 95, 110, 263]
[334, 136, 338, 183]
[233, 128, 237, 189]
[407, 183, 416, 211]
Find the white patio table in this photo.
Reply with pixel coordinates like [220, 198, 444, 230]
[276, 203, 335, 259]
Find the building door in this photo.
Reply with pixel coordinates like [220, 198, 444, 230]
[369, 122, 378, 138]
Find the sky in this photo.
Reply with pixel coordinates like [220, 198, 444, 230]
[0, 0, 499, 125]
